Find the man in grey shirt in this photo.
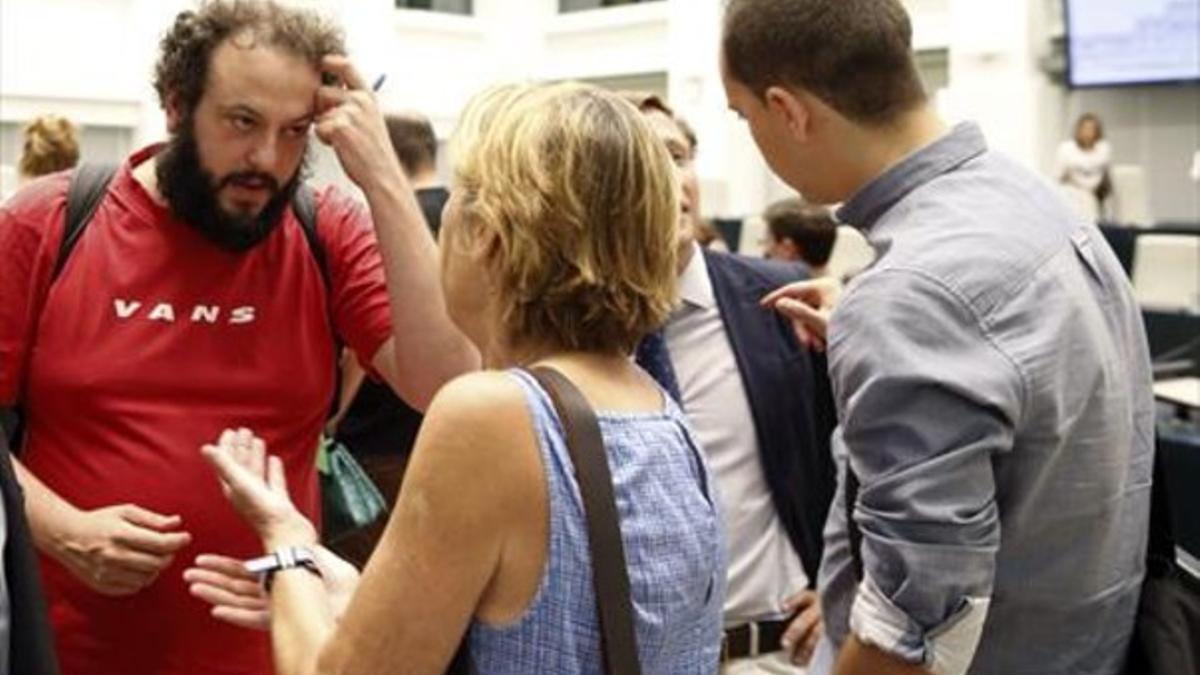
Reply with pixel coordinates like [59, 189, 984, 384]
[722, 1, 1155, 674]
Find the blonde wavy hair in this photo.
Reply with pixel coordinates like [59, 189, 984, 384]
[450, 82, 678, 354]
[19, 115, 80, 178]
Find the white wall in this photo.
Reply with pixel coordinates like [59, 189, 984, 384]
[2, 0, 1195, 224]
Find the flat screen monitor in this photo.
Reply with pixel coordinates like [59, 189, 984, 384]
[1065, 0, 1200, 87]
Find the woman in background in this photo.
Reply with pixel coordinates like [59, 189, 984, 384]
[1055, 112, 1112, 221]
[18, 114, 80, 184]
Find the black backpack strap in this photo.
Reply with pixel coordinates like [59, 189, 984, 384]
[55, 164, 118, 281]
[293, 184, 330, 292]
[6, 164, 118, 451]
[291, 185, 344, 420]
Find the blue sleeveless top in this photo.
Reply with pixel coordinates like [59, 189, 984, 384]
[467, 369, 725, 674]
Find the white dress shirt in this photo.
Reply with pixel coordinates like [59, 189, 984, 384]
[664, 245, 808, 626]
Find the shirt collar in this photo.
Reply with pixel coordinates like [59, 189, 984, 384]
[676, 243, 716, 310]
[836, 122, 988, 231]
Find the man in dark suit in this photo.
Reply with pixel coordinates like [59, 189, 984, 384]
[0, 433, 59, 675]
[630, 93, 837, 673]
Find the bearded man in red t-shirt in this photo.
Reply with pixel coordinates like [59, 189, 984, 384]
[0, 2, 478, 673]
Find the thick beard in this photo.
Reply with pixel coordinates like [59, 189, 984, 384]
[156, 117, 306, 253]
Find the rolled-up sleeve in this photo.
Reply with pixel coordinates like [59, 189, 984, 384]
[828, 268, 1025, 674]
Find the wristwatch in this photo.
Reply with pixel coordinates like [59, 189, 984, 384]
[244, 546, 323, 591]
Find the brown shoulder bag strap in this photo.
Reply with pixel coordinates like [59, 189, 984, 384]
[529, 366, 643, 675]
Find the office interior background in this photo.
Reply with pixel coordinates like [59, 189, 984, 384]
[0, 0, 1194, 217]
[0, 0, 1197, 308]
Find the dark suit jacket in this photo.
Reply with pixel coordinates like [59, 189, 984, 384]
[702, 250, 838, 584]
[0, 435, 59, 674]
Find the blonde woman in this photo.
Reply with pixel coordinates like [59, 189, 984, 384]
[184, 82, 724, 674]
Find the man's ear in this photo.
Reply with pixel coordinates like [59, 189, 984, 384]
[164, 93, 184, 134]
[764, 85, 811, 142]
[784, 238, 804, 263]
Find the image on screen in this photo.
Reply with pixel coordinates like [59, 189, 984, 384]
[1066, 0, 1200, 87]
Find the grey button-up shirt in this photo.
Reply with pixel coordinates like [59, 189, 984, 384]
[816, 123, 1155, 675]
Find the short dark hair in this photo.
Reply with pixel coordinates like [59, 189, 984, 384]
[153, 0, 345, 115]
[385, 113, 439, 177]
[764, 198, 837, 267]
[722, 0, 927, 126]
[617, 91, 698, 156]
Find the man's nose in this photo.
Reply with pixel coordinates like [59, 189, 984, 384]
[247, 133, 278, 169]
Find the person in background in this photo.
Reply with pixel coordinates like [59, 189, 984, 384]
[18, 115, 80, 185]
[185, 81, 724, 674]
[695, 219, 731, 251]
[626, 90, 837, 673]
[727, 1, 1154, 674]
[761, 198, 837, 277]
[661, 113, 729, 252]
[383, 112, 449, 235]
[1055, 112, 1112, 221]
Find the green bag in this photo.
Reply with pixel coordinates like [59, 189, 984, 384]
[318, 437, 388, 542]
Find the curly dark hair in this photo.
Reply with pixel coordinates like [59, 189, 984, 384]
[153, 0, 345, 115]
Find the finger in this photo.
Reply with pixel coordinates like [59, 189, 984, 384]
[183, 567, 264, 599]
[246, 437, 263, 480]
[799, 621, 823, 666]
[234, 428, 254, 469]
[187, 579, 268, 610]
[235, 427, 254, 447]
[268, 455, 290, 497]
[202, 443, 260, 492]
[106, 547, 175, 574]
[211, 605, 271, 631]
[775, 297, 825, 326]
[313, 112, 356, 148]
[119, 504, 184, 531]
[194, 554, 261, 582]
[760, 281, 819, 307]
[321, 54, 367, 91]
[114, 523, 192, 556]
[760, 280, 808, 306]
[316, 85, 351, 112]
[781, 606, 821, 658]
[793, 325, 815, 350]
[218, 428, 238, 449]
[781, 589, 814, 613]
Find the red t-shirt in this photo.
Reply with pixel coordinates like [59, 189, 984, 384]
[0, 146, 393, 674]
